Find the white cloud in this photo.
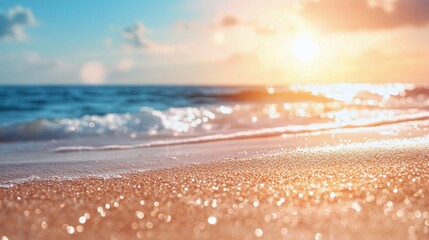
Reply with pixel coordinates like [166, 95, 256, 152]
[298, 0, 429, 31]
[123, 21, 150, 48]
[123, 21, 177, 54]
[176, 14, 277, 37]
[0, 6, 37, 40]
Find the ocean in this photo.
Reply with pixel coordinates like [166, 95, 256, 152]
[1, 83, 429, 186]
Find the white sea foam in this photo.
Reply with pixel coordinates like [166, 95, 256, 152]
[53, 111, 429, 153]
[2, 101, 429, 144]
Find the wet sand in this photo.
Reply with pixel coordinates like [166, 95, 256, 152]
[1, 139, 429, 239]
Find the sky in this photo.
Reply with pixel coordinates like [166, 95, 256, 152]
[1, 0, 429, 85]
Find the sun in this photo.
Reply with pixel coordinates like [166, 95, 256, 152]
[290, 34, 320, 63]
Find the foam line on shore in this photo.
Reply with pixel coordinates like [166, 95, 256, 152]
[53, 112, 429, 153]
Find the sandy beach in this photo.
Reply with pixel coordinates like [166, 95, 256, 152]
[1, 137, 428, 240]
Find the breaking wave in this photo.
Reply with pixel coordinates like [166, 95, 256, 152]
[52, 111, 429, 152]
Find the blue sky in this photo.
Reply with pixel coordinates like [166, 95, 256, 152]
[0, 1, 203, 84]
[0, 1, 198, 56]
[0, 1, 188, 52]
[1, 0, 429, 85]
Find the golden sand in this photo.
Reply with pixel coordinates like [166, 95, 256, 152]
[1, 141, 429, 239]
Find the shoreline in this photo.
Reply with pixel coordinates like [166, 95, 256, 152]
[1, 138, 429, 239]
[2, 119, 428, 187]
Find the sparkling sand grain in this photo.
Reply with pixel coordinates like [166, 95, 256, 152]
[1, 139, 429, 239]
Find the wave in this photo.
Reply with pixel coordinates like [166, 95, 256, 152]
[191, 84, 429, 101]
[185, 89, 332, 102]
[1, 83, 429, 143]
[0, 106, 225, 142]
[53, 112, 429, 153]
[164, 84, 429, 100]
[2, 98, 429, 143]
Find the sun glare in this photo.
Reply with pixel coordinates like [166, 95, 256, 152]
[291, 34, 320, 63]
